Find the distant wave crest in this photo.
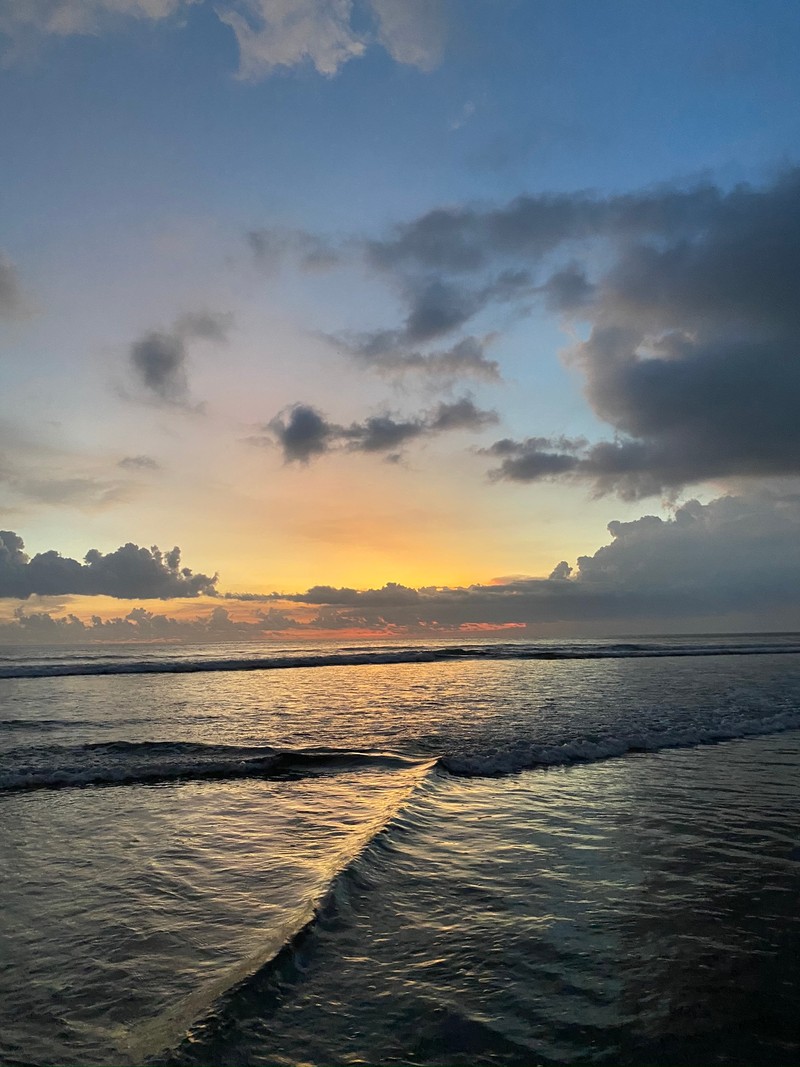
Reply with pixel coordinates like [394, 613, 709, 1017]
[3, 637, 800, 681]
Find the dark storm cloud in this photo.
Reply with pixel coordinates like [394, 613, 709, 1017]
[263, 397, 498, 464]
[0, 530, 217, 599]
[127, 309, 233, 406]
[362, 169, 800, 497]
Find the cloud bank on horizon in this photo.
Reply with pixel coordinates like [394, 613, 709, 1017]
[0, 531, 217, 599]
[2, 489, 799, 637]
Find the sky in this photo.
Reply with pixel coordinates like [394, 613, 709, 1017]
[2, 0, 800, 641]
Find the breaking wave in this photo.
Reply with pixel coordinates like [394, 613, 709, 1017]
[0, 740, 427, 793]
[5, 707, 800, 794]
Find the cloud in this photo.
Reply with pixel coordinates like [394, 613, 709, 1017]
[130, 330, 189, 404]
[0, 604, 261, 643]
[332, 332, 501, 382]
[1, 0, 448, 74]
[234, 490, 800, 630]
[0, 0, 191, 57]
[175, 309, 234, 342]
[362, 169, 800, 498]
[127, 309, 232, 407]
[268, 403, 333, 463]
[369, 0, 445, 72]
[5, 490, 799, 635]
[217, 0, 365, 79]
[118, 454, 160, 470]
[0, 251, 23, 318]
[0, 530, 218, 598]
[263, 396, 498, 463]
[0, 420, 135, 511]
[247, 227, 341, 272]
[573, 491, 800, 611]
[1, 473, 131, 508]
[217, 0, 445, 80]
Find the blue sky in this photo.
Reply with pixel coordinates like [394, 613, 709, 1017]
[2, 0, 800, 638]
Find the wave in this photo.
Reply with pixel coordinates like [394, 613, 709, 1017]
[0, 740, 427, 793]
[6, 702, 800, 795]
[4, 636, 800, 680]
[440, 706, 800, 775]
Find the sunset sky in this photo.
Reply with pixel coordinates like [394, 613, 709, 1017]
[2, 0, 800, 639]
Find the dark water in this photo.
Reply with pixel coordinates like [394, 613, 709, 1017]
[1, 637, 799, 1065]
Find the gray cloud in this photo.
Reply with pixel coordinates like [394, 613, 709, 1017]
[118, 454, 160, 471]
[366, 183, 724, 274]
[4, 490, 798, 634]
[127, 309, 232, 406]
[247, 227, 341, 272]
[236, 490, 800, 630]
[362, 169, 800, 497]
[334, 332, 501, 381]
[0, 463, 132, 509]
[176, 309, 234, 343]
[428, 397, 499, 433]
[268, 404, 334, 463]
[0, 604, 261, 644]
[0, 252, 23, 318]
[0, 530, 217, 599]
[264, 396, 498, 463]
[402, 276, 478, 343]
[130, 330, 189, 404]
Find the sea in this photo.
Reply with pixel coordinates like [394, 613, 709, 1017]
[2, 634, 800, 1066]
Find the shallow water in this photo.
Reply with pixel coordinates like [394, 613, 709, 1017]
[1, 638, 799, 1065]
[168, 733, 800, 1066]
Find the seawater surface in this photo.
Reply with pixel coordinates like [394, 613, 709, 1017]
[1, 635, 800, 1065]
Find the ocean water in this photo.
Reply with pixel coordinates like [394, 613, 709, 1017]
[1, 635, 800, 1066]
